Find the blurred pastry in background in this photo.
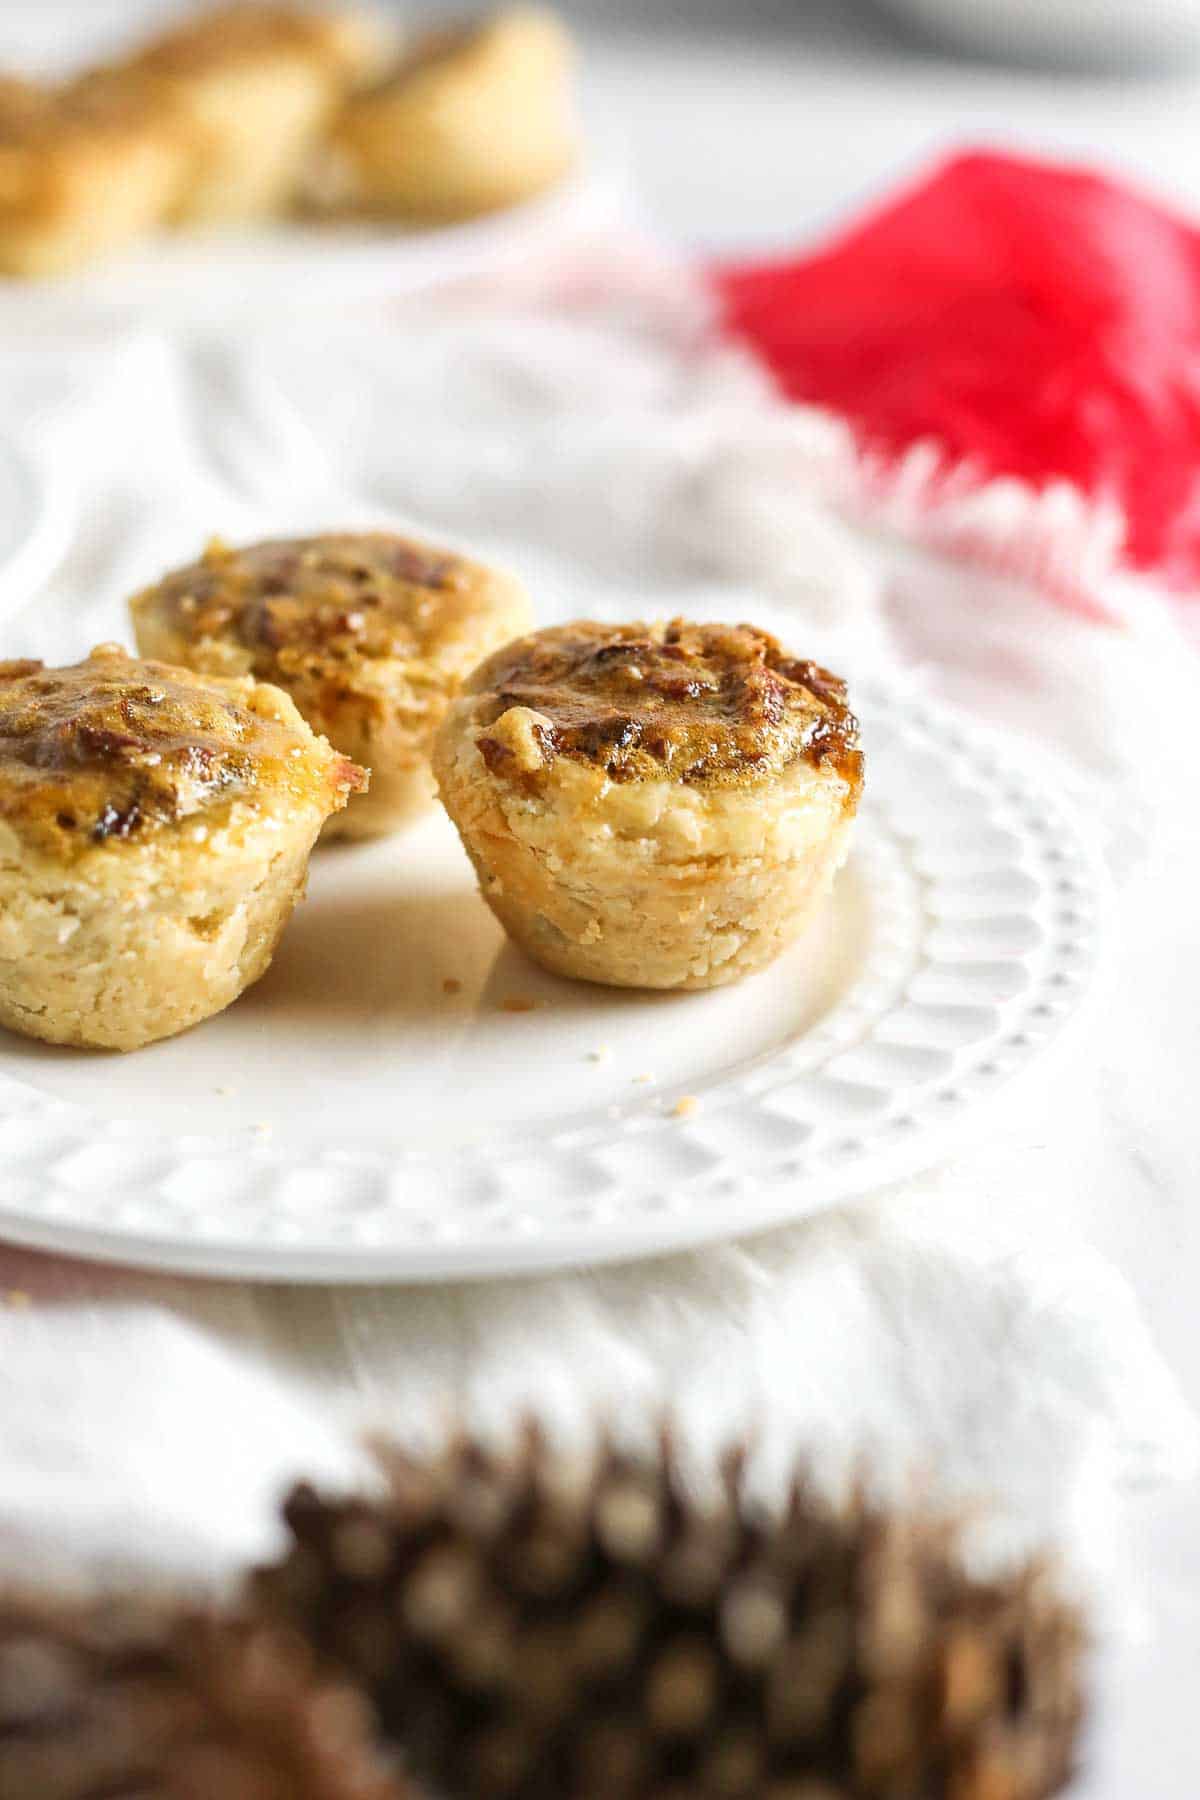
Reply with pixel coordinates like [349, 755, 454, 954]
[0, 4, 576, 279]
[0, 72, 185, 276]
[308, 6, 578, 222]
[84, 3, 392, 227]
[130, 532, 532, 840]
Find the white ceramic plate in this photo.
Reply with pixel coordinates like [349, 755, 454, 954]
[0, 171, 615, 334]
[0, 679, 1107, 1282]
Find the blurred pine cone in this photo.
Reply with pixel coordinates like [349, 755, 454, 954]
[0, 1591, 412, 1799]
[253, 1433, 1086, 1800]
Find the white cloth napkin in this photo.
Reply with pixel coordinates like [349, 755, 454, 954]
[0, 233, 1195, 1635]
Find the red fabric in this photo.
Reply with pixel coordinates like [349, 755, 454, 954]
[712, 150, 1200, 594]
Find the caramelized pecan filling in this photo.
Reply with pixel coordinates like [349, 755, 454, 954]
[0, 648, 355, 852]
[139, 534, 473, 681]
[470, 620, 863, 790]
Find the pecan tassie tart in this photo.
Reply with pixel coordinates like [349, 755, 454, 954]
[131, 533, 531, 841]
[0, 645, 364, 1051]
[435, 618, 863, 990]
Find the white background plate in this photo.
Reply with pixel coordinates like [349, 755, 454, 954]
[0, 680, 1107, 1281]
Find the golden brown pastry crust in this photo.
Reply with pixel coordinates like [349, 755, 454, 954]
[0, 645, 361, 858]
[131, 533, 531, 839]
[467, 618, 863, 791]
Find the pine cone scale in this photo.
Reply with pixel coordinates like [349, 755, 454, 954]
[253, 1438, 1086, 1800]
[0, 1597, 414, 1800]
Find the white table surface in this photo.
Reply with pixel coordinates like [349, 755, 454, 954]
[4, 4, 1199, 1794]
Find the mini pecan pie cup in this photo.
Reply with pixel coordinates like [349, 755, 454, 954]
[131, 533, 531, 841]
[434, 619, 864, 991]
[0, 645, 363, 1050]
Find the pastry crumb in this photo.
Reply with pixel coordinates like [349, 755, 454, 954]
[442, 977, 462, 995]
[633, 1073, 654, 1085]
[587, 1045, 611, 1063]
[253, 1121, 273, 1138]
[501, 995, 538, 1014]
[214, 1084, 233, 1097]
[4, 1290, 30, 1308]
[671, 1095, 700, 1119]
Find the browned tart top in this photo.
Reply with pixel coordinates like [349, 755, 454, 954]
[127, 4, 346, 77]
[468, 619, 863, 789]
[0, 75, 46, 137]
[0, 70, 172, 154]
[134, 533, 500, 687]
[0, 645, 360, 854]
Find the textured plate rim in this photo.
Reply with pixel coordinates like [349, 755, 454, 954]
[0, 679, 1111, 1282]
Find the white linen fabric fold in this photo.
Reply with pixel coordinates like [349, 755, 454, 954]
[0, 1200, 1193, 1608]
[0, 241, 1195, 1638]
